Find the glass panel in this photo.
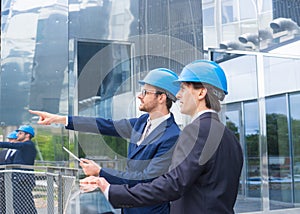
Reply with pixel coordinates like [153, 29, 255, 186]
[203, 7, 215, 26]
[221, 1, 234, 24]
[225, 109, 241, 181]
[260, 0, 272, 12]
[218, 55, 258, 103]
[76, 40, 132, 163]
[266, 95, 293, 209]
[0, 0, 69, 165]
[226, 101, 263, 213]
[244, 101, 261, 207]
[264, 57, 300, 96]
[290, 93, 300, 205]
[77, 40, 132, 118]
[239, 1, 256, 20]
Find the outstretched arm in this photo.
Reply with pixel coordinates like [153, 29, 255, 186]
[29, 110, 67, 125]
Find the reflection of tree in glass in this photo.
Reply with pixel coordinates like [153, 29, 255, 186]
[246, 132, 260, 178]
[291, 116, 300, 164]
[226, 120, 239, 139]
[266, 113, 288, 157]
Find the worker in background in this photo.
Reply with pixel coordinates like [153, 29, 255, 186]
[0, 131, 19, 214]
[0, 125, 37, 214]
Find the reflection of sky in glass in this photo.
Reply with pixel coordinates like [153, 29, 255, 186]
[266, 96, 286, 115]
[290, 94, 300, 120]
[244, 102, 259, 135]
[221, 55, 258, 103]
[226, 110, 240, 132]
[264, 57, 300, 96]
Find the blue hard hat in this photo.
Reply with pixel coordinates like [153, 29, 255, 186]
[175, 60, 228, 95]
[6, 131, 18, 139]
[139, 68, 180, 101]
[16, 125, 35, 137]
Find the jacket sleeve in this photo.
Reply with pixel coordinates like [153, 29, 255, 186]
[100, 133, 178, 185]
[108, 123, 205, 207]
[65, 116, 137, 139]
[0, 142, 31, 149]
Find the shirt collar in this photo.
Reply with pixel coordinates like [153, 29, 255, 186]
[148, 113, 170, 130]
[191, 110, 216, 123]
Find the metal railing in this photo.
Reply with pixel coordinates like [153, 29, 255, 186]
[0, 165, 78, 214]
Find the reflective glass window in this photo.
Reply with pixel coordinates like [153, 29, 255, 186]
[244, 101, 261, 202]
[264, 57, 300, 96]
[76, 40, 132, 161]
[239, 1, 257, 20]
[219, 55, 258, 103]
[266, 95, 293, 209]
[290, 93, 300, 205]
[221, 0, 234, 23]
[203, 7, 215, 26]
[260, 0, 272, 12]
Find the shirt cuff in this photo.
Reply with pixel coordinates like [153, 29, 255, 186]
[65, 116, 68, 126]
[104, 184, 110, 200]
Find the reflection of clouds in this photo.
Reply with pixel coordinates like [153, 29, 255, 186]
[290, 94, 300, 120]
[13, 0, 59, 11]
[266, 96, 286, 115]
[222, 56, 258, 103]
[244, 102, 259, 135]
[2, 13, 38, 58]
[226, 111, 239, 128]
[264, 57, 300, 96]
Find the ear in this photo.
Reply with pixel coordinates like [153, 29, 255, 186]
[198, 88, 207, 100]
[158, 93, 167, 103]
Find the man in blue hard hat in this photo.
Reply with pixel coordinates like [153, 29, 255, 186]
[0, 125, 37, 214]
[30, 68, 181, 214]
[81, 60, 243, 214]
[0, 131, 19, 214]
[0, 131, 18, 164]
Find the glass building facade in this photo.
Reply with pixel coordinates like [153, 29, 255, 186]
[1, 0, 300, 213]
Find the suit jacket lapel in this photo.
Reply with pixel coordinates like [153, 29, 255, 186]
[128, 118, 170, 159]
[128, 120, 147, 157]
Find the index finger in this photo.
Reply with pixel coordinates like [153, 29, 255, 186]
[29, 109, 44, 116]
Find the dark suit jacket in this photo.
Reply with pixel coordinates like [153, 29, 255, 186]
[0, 141, 36, 166]
[66, 113, 180, 214]
[0, 140, 37, 183]
[0, 140, 37, 214]
[0, 149, 15, 165]
[108, 112, 243, 214]
[0, 149, 8, 164]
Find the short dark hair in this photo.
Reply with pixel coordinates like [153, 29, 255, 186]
[186, 82, 222, 112]
[155, 92, 173, 111]
[25, 132, 33, 140]
[154, 86, 174, 111]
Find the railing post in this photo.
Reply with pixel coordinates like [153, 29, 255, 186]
[47, 172, 55, 214]
[4, 170, 13, 214]
[58, 171, 64, 214]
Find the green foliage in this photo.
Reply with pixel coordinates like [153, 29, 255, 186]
[291, 117, 300, 163]
[266, 113, 289, 156]
[246, 132, 259, 157]
[77, 133, 128, 159]
[33, 129, 69, 161]
[226, 120, 240, 139]
[103, 135, 127, 157]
